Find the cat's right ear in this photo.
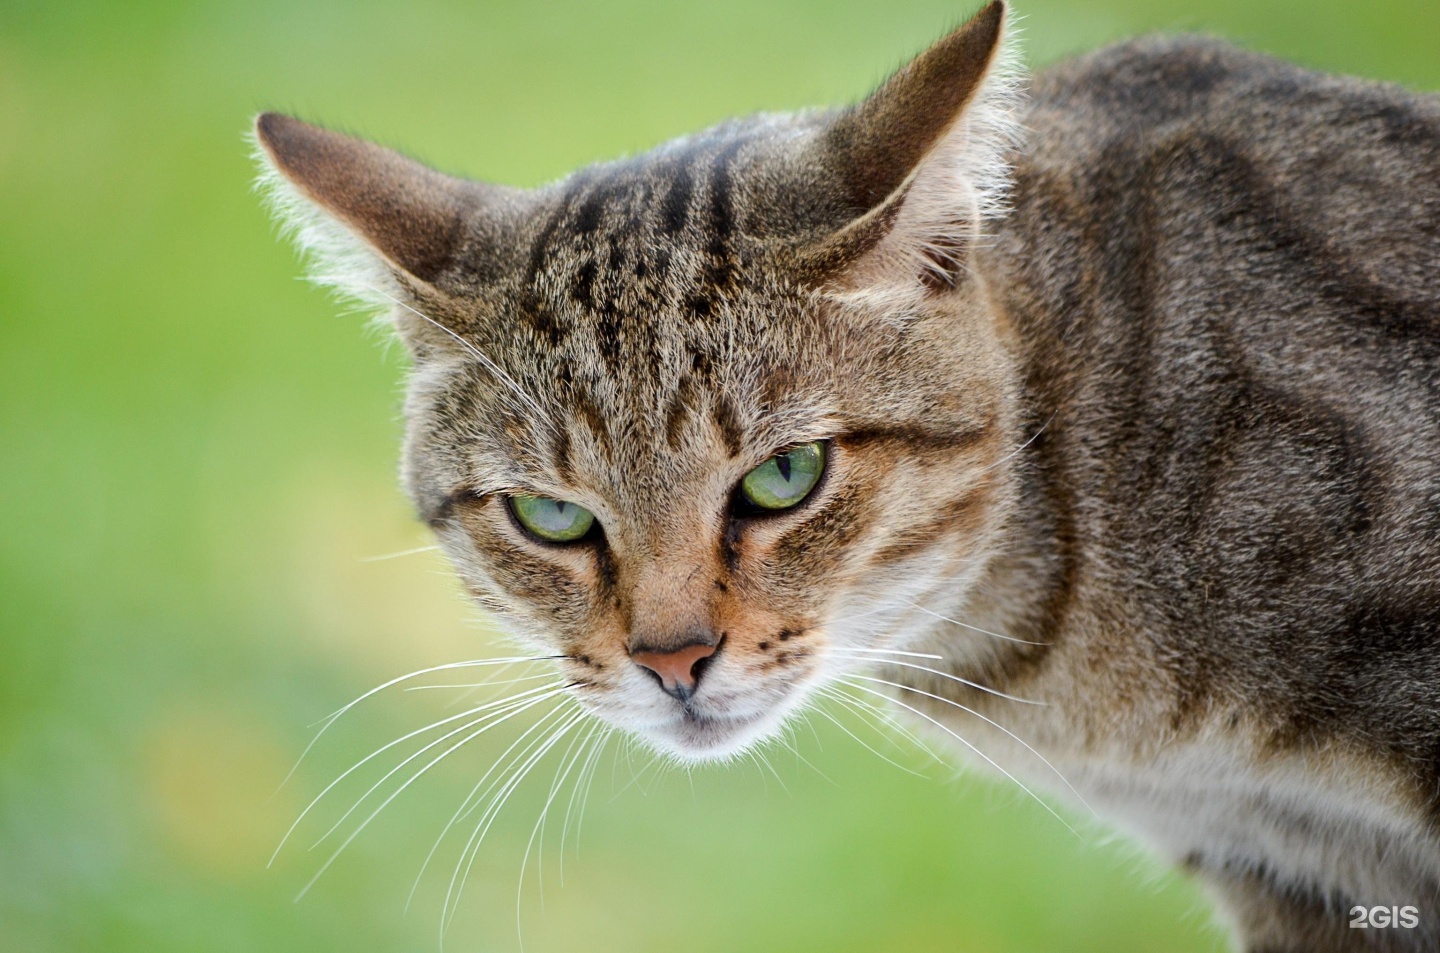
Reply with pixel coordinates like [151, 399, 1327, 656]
[253, 113, 531, 350]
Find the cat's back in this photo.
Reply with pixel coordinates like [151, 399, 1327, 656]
[987, 36, 1440, 781]
[1010, 36, 1440, 315]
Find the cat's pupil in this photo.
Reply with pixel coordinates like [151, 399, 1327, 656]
[776, 454, 792, 481]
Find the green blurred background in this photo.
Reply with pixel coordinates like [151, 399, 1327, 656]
[2, 1, 1436, 950]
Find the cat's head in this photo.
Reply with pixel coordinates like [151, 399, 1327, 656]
[256, 1, 1025, 760]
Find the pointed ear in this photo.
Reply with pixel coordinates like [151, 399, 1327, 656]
[800, 1, 1021, 304]
[253, 113, 536, 352]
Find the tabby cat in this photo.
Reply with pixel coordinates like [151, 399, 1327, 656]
[254, 3, 1440, 949]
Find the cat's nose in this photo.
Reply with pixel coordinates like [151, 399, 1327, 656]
[629, 637, 721, 701]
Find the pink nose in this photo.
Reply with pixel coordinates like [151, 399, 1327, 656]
[630, 640, 720, 700]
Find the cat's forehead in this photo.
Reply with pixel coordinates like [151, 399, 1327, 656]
[412, 114, 961, 499]
[432, 312, 830, 511]
[522, 121, 807, 323]
[494, 131, 833, 433]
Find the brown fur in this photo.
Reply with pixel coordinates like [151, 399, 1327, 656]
[255, 4, 1440, 949]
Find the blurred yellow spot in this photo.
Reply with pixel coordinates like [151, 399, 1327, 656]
[143, 704, 297, 878]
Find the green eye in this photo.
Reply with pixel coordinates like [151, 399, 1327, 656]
[509, 494, 596, 542]
[739, 441, 826, 511]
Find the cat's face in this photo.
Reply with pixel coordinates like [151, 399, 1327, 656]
[257, 1, 1020, 760]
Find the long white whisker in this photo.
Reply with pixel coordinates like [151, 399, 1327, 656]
[433, 704, 576, 932]
[406, 701, 573, 913]
[750, 745, 790, 796]
[774, 715, 833, 785]
[849, 673, 1093, 815]
[973, 410, 1056, 477]
[632, 750, 668, 798]
[295, 688, 565, 902]
[533, 719, 597, 904]
[824, 684, 944, 764]
[278, 655, 559, 790]
[828, 646, 947, 660]
[561, 725, 613, 863]
[403, 672, 556, 692]
[819, 602, 910, 628]
[810, 689, 929, 778]
[518, 719, 601, 939]
[434, 661, 539, 711]
[842, 680, 1079, 837]
[742, 749, 771, 795]
[270, 680, 563, 867]
[309, 686, 565, 850]
[358, 544, 441, 562]
[445, 707, 586, 938]
[846, 656, 1047, 706]
[366, 285, 553, 427]
[904, 602, 1049, 646]
[605, 742, 666, 803]
[558, 728, 610, 886]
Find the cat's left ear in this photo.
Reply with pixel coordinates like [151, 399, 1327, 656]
[801, 0, 1021, 304]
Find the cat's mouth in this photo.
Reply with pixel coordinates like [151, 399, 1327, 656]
[628, 677, 820, 761]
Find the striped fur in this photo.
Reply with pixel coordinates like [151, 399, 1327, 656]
[256, 4, 1440, 949]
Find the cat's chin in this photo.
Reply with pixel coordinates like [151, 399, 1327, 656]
[638, 709, 785, 763]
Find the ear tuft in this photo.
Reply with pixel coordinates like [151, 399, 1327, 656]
[251, 114, 397, 319]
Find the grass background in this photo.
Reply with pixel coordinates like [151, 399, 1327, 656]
[1, 1, 1436, 951]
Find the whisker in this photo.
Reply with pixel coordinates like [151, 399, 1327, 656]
[972, 409, 1056, 477]
[427, 703, 577, 927]
[295, 688, 566, 902]
[848, 673, 1094, 815]
[366, 285, 555, 430]
[279, 655, 561, 790]
[536, 720, 600, 901]
[406, 701, 575, 913]
[904, 602, 1048, 646]
[799, 707, 825, 752]
[574, 730, 612, 851]
[823, 684, 945, 764]
[403, 672, 556, 692]
[605, 742, 665, 803]
[820, 601, 910, 628]
[740, 750, 769, 794]
[774, 716, 834, 785]
[829, 646, 947, 660]
[810, 689, 930, 778]
[841, 679, 1080, 837]
[435, 661, 544, 710]
[845, 656, 1047, 706]
[518, 719, 602, 935]
[308, 685, 566, 850]
[445, 707, 587, 938]
[559, 726, 612, 883]
[270, 680, 563, 867]
[357, 544, 441, 562]
[750, 745, 791, 796]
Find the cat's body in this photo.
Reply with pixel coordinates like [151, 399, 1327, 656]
[942, 36, 1440, 951]
[255, 5, 1440, 950]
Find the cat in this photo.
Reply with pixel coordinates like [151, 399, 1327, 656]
[254, 2, 1440, 949]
